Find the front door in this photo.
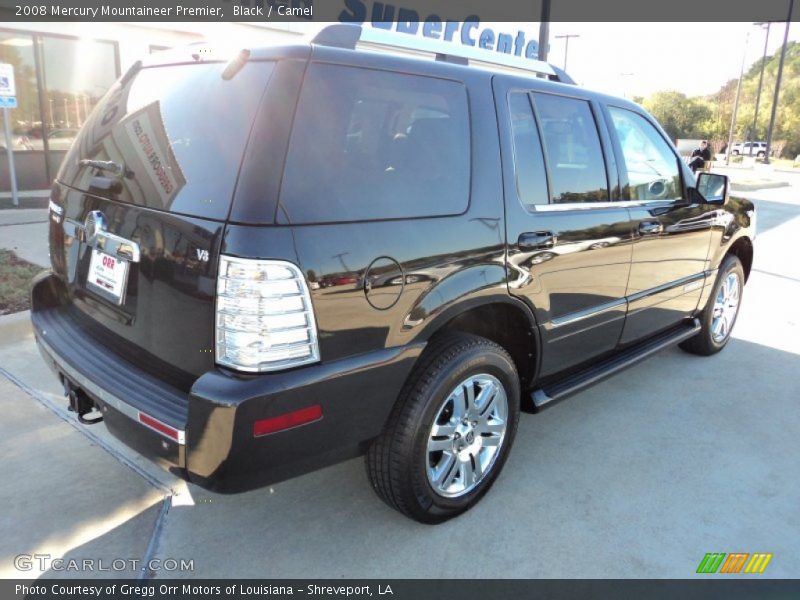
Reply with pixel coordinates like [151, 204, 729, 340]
[495, 81, 633, 377]
[602, 105, 714, 344]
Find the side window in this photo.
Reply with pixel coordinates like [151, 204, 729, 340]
[508, 92, 548, 209]
[279, 64, 470, 223]
[532, 94, 609, 204]
[608, 107, 684, 201]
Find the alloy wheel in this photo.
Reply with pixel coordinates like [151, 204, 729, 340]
[426, 374, 508, 498]
[712, 272, 741, 343]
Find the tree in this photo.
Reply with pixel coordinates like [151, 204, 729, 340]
[642, 91, 711, 142]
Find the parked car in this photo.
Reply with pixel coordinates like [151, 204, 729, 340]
[31, 24, 755, 523]
[730, 141, 768, 157]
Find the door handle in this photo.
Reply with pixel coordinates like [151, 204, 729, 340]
[638, 221, 663, 235]
[518, 231, 556, 250]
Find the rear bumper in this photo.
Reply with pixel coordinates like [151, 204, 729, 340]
[31, 272, 423, 492]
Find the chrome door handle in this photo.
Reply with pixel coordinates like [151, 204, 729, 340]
[518, 231, 556, 250]
[639, 221, 663, 235]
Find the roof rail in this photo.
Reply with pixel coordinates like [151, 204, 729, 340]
[311, 23, 576, 85]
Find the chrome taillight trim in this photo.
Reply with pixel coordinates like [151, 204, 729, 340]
[215, 256, 320, 373]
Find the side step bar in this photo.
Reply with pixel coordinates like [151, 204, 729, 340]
[531, 319, 701, 408]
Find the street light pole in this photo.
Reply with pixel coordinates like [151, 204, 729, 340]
[725, 31, 750, 166]
[555, 34, 580, 71]
[750, 22, 771, 153]
[725, 29, 750, 166]
[538, 0, 551, 62]
[764, 0, 794, 165]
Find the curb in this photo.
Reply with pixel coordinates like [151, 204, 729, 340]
[0, 197, 49, 210]
[729, 181, 790, 192]
[0, 310, 32, 341]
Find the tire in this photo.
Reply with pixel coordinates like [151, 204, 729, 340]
[757, 151, 766, 158]
[680, 255, 744, 356]
[732, 150, 740, 156]
[366, 333, 520, 523]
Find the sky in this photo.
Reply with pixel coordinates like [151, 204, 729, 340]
[547, 22, 799, 98]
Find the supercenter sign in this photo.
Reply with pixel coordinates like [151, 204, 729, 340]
[338, 1, 540, 58]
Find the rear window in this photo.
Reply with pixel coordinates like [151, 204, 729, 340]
[277, 64, 470, 224]
[57, 61, 274, 220]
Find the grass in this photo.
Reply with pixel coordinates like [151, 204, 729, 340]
[768, 158, 800, 170]
[0, 250, 42, 315]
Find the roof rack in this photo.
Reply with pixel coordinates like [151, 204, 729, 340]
[311, 23, 575, 85]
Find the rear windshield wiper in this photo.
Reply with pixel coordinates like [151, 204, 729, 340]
[79, 159, 132, 178]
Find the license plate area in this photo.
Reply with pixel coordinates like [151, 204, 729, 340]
[86, 249, 129, 306]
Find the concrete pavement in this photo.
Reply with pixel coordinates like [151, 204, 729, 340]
[0, 180, 799, 579]
[0, 208, 49, 267]
[0, 376, 165, 580]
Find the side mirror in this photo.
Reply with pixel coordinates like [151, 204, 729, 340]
[696, 172, 728, 204]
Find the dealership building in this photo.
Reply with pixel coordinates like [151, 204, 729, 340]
[0, 22, 307, 198]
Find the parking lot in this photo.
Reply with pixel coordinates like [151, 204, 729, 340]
[1, 170, 799, 579]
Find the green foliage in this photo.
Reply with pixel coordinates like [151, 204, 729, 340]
[641, 41, 800, 157]
[642, 91, 711, 142]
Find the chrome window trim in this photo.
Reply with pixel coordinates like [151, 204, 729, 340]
[531, 199, 683, 212]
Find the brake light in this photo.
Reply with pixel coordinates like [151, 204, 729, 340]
[253, 405, 323, 437]
[215, 256, 320, 372]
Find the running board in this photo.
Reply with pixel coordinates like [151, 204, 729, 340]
[531, 319, 701, 408]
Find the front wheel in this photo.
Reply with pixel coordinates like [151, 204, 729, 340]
[366, 333, 520, 523]
[680, 255, 744, 356]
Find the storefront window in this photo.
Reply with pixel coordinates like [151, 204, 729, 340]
[0, 29, 118, 194]
[0, 31, 47, 192]
[39, 35, 118, 182]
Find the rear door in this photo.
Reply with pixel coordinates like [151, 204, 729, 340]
[495, 78, 633, 377]
[603, 105, 714, 344]
[50, 58, 276, 383]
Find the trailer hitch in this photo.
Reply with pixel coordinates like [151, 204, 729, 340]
[65, 384, 103, 425]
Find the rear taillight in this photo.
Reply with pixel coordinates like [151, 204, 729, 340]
[215, 256, 320, 372]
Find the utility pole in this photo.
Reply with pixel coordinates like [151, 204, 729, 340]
[538, 0, 551, 62]
[555, 34, 580, 71]
[764, 0, 794, 165]
[725, 30, 750, 166]
[750, 22, 771, 153]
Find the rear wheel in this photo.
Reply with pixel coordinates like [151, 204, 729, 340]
[366, 333, 520, 523]
[680, 255, 744, 356]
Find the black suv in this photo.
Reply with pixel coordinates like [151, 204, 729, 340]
[31, 24, 755, 523]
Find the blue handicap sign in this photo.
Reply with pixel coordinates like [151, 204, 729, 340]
[0, 96, 17, 108]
